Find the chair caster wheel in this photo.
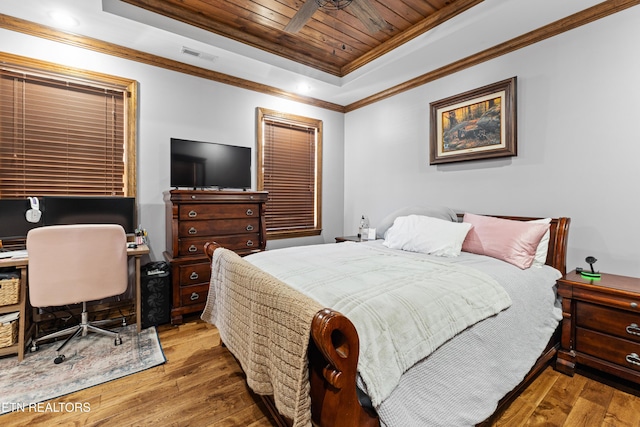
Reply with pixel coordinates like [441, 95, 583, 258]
[115, 337, 122, 346]
[54, 355, 65, 364]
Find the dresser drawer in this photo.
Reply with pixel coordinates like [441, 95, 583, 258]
[178, 218, 260, 238]
[576, 302, 640, 343]
[177, 261, 211, 286]
[178, 234, 261, 256]
[180, 283, 209, 307]
[576, 328, 640, 372]
[179, 203, 260, 220]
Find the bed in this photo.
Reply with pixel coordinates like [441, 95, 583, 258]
[201, 208, 570, 427]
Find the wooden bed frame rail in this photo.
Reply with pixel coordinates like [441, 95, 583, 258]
[205, 215, 571, 427]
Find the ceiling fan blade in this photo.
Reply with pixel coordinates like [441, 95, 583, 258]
[350, 0, 388, 34]
[284, 0, 320, 33]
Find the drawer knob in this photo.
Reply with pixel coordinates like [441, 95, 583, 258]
[246, 209, 254, 216]
[189, 272, 199, 280]
[246, 240, 254, 247]
[188, 227, 197, 235]
[188, 210, 197, 218]
[246, 224, 254, 231]
[626, 323, 640, 336]
[188, 245, 198, 253]
[631, 302, 639, 309]
[625, 353, 640, 366]
[190, 292, 200, 301]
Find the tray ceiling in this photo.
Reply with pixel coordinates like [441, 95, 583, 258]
[121, 0, 484, 77]
[0, 0, 633, 107]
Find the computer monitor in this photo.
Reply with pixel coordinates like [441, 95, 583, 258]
[43, 196, 137, 234]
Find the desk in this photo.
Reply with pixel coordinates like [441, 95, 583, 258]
[0, 244, 149, 361]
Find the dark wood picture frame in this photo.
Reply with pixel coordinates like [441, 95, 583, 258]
[430, 77, 517, 164]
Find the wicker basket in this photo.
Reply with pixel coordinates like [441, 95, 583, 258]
[0, 318, 18, 348]
[0, 278, 20, 306]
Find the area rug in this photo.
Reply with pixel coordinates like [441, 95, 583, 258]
[0, 325, 165, 414]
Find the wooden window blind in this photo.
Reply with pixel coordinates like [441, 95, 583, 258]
[0, 59, 134, 198]
[257, 108, 322, 238]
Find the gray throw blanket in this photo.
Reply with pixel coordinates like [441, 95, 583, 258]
[201, 248, 323, 427]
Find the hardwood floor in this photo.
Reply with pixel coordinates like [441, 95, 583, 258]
[2, 317, 275, 427]
[487, 365, 640, 427]
[2, 317, 639, 426]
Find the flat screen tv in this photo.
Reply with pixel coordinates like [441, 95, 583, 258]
[43, 196, 137, 234]
[170, 138, 251, 189]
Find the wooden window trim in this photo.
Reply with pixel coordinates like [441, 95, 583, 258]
[256, 107, 322, 239]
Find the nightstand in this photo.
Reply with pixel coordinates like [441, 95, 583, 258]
[335, 235, 363, 243]
[556, 270, 640, 384]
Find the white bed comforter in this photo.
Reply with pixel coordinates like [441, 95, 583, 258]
[245, 241, 512, 408]
[368, 241, 563, 427]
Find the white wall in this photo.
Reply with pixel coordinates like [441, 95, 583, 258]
[0, 30, 345, 260]
[344, 6, 640, 278]
[2, 6, 639, 277]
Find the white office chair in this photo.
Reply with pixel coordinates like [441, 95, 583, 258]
[27, 224, 129, 364]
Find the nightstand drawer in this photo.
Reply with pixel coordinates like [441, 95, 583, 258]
[573, 287, 640, 312]
[576, 302, 640, 343]
[576, 328, 640, 372]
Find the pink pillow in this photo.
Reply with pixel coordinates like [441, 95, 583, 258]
[461, 213, 550, 269]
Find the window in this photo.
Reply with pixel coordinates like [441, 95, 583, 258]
[0, 53, 137, 198]
[257, 108, 322, 239]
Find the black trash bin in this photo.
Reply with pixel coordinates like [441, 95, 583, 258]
[140, 261, 171, 329]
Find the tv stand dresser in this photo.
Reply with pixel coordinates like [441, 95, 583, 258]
[164, 190, 267, 324]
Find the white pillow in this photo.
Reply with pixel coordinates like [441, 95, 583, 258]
[376, 205, 459, 239]
[383, 215, 472, 257]
[530, 218, 551, 267]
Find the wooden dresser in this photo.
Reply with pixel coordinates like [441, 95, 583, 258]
[556, 270, 640, 384]
[164, 190, 268, 324]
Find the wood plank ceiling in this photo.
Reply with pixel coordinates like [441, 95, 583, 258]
[121, 0, 484, 77]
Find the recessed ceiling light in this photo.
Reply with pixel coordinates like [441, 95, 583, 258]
[296, 83, 312, 94]
[48, 10, 79, 28]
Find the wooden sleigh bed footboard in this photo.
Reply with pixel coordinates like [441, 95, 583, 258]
[204, 215, 571, 427]
[307, 308, 379, 427]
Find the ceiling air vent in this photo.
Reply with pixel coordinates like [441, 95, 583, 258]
[181, 46, 218, 62]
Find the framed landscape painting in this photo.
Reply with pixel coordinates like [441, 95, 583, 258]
[430, 77, 517, 165]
